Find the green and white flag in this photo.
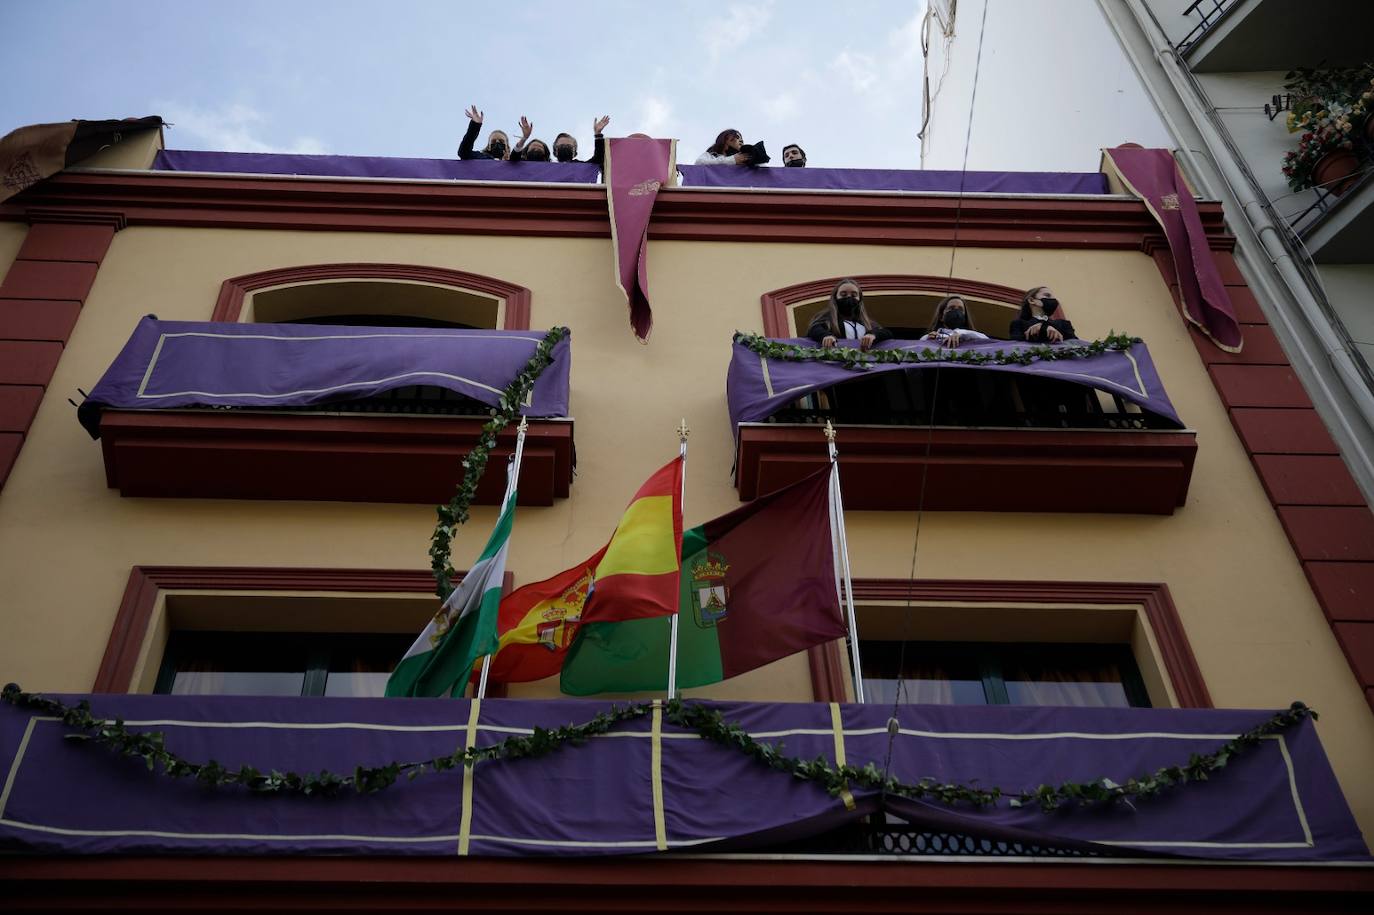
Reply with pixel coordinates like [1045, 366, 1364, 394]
[386, 489, 517, 698]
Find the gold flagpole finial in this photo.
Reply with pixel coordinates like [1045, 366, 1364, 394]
[823, 419, 837, 443]
[676, 418, 690, 442]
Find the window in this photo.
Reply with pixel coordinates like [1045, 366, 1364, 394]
[860, 641, 1151, 708]
[154, 631, 416, 698]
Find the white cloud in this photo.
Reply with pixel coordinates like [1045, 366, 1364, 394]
[762, 91, 799, 121]
[637, 95, 674, 137]
[703, 3, 774, 60]
[829, 50, 878, 93]
[889, 6, 927, 62]
[156, 101, 328, 154]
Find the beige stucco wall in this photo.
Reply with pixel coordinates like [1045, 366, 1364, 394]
[0, 222, 1371, 837]
[0, 222, 28, 280]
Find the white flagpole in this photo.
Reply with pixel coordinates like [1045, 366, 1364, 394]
[825, 421, 864, 703]
[667, 418, 689, 699]
[477, 415, 529, 700]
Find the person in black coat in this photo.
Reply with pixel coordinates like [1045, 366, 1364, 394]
[552, 116, 610, 166]
[806, 278, 893, 351]
[1010, 286, 1077, 343]
[457, 105, 510, 160]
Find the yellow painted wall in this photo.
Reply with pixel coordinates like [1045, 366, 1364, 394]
[0, 222, 28, 280]
[0, 223, 1371, 838]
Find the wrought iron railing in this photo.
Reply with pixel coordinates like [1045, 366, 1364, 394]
[770, 822, 1111, 857]
[1177, 0, 1239, 54]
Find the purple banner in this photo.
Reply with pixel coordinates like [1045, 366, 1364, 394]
[727, 337, 1183, 431]
[0, 694, 1365, 860]
[153, 149, 601, 184]
[1102, 147, 1242, 352]
[78, 318, 571, 438]
[678, 165, 1108, 195]
[605, 137, 676, 341]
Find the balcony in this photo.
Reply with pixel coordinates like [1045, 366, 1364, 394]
[1296, 168, 1374, 264]
[1180, 0, 1374, 73]
[79, 318, 574, 504]
[0, 690, 1364, 863]
[730, 337, 1197, 514]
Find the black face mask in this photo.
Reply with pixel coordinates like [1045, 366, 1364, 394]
[836, 294, 860, 314]
[526, 147, 550, 162]
[943, 309, 968, 329]
[487, 141, 507, 158]
[554, 144, 576, 162]
[1039, 296, 1059, 314]
[784, 157, 806, 167]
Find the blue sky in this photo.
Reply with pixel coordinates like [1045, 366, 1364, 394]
[1, 0, 1165, 172]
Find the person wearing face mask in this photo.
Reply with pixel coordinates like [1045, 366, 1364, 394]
[696, 129, 752, 165]
[1009, 286, 1077, 343]
[457, 105, 511, 160]
[551, 116, 610, 165]
[781, 144, 807, 167]
[924, 295, 990, 348]
[806, 278, 893, 351]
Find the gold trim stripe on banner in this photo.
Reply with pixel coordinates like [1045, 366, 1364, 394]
[829, 703, 856, 811]
[456, 698, 482, 856]
[651, 700, 667, 851]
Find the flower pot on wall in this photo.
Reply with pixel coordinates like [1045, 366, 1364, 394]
[1313, 150, 1361, 195]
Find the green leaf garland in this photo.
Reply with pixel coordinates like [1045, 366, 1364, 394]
[0, 683, 1315, 815]
[429, 326, 568, 599]
[734, 330, 1143, 372]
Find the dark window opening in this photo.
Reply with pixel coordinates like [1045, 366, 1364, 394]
[767, 371, 1176, 430]
[860, 641, 1152, 708]
[154, 631, 415, 698]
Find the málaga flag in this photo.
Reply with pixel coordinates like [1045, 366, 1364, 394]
[478, 455, 683, 685]
[386, 489, 516, 697]
[560, 466, 845, 695]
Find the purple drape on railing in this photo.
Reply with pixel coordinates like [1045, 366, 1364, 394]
[1101, 147, 1242, 352]
[727, 337, 1184, 431]
[0, 694, 1365, 860]
[605, 137, 676, 341]
[77, 318, 571, 438]
[678, 165, 1109, 194]
[153, 149, 602, 184]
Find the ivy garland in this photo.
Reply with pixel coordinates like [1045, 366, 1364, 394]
[0, 683, 1315, 814]
[734, 330, 1143, 372]
[429, 326, 569, 600]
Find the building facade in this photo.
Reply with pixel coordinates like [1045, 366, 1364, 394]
[0, 123, 1372, 908]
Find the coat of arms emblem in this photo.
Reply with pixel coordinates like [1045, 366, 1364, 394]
[690, 551, 730, 627]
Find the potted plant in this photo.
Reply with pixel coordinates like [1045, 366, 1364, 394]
[1280, 64, 1373, 195]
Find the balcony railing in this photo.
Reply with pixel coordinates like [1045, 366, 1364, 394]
[79, 318, 574, 504]
[1177, 0, 1238, 55]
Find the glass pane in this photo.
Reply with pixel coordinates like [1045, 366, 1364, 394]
[171, 670, 305, 696]
[1002, 652, 1132, 708]
[324, 671, 392, 698]
[860, 642, 987, 706]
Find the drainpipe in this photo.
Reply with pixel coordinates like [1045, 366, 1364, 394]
[1105, 0, 1374, 501]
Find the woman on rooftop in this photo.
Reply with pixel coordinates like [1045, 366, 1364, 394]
[806, 278, 892, 351]
[695, 129, 750, 166]
[924, 295, 990, 348]
[1010, 286, 1077, 343]
[457, 105, 511, 160]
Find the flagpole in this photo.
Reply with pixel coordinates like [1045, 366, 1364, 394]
[667, 418, 689, 700]
[477, 415, 529, 700]
[825, 421, 864, 703]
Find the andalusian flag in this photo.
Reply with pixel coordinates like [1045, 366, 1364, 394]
[386, 489, 516, 697]
[480, 456, 682, 685]
[558, 457, 685, 693]
[560, 467, 845, 695]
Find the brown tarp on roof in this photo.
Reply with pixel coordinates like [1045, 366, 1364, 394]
[0, 116, 162, 204]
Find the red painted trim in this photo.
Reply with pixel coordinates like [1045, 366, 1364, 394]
[1150, 246, 1374, 715]
[93, 566, 473, 693]
[4, 171, 1235, 251]
[760, 274, 1029, 336]
[5, 855, 1368, 911]
[212, 263, 532, 328]
[96, 411, 573, 505]
[738, 425, 1197, 515]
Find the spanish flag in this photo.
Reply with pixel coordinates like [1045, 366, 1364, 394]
[479, 456, 683, 685]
